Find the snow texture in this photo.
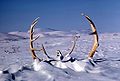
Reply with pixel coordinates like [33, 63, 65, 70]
[0, 31, 120, 81]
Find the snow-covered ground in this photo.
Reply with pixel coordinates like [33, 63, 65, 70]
[0, 31, 120, 81]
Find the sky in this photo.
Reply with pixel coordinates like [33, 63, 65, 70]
[0, 0, 120, 33]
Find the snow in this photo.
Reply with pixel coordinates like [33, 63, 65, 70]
[8, 31, 29, 39]
[0, 31, 120, 81]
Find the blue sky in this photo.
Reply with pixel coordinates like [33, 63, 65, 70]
[0, 0, 120, 33]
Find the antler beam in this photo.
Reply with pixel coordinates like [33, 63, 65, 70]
[84, 15, 99, 58]
[29, 17, 43, 60]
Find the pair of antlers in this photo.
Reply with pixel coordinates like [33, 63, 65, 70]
[29, 14, 99, 61]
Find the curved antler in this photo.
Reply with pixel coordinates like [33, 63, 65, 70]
[83, 14, 99, 58]
[41, 44, 54, 60]
[29, 17, 43, 60]
[64, 36, 79, 57]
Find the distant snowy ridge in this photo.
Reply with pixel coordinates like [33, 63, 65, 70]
[8, 31, 29, 38]
[1, 30, 120, 41]
[43, 31, 73, 37]
[0, 33, 27, 41]
[8, 28, 79, 38]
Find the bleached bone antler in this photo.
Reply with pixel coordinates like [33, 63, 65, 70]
[64, 36, 79, 57]
[41, 44, 64, 60]
[84, 14, 99, 58]
[29, 17, 63, 61]
[53, 35, 79, 61]
[29, 17, 43, 60]
[41, 44, 54, 60]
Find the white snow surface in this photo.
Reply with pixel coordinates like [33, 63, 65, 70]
[0, 31, 120, 81]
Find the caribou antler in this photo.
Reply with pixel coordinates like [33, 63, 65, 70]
[41, 44, 63, 60]
[29, 15, 98, 61]
[41, 44, 54, 60]
[64, 36, 79, 57]
[29, 17, 43, 60]
[83, 14, 99, 58]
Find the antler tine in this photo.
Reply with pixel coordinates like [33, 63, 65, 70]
[65, 36, 79, 57]
[83, 14, 99, 58]
[41, 44, 52, 59]
[29, 17, 42, 60]
[32, 17, 40, 24]
[31, 35, 40, 42]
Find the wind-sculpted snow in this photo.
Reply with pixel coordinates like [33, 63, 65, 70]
[0, 32, 120, 81]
